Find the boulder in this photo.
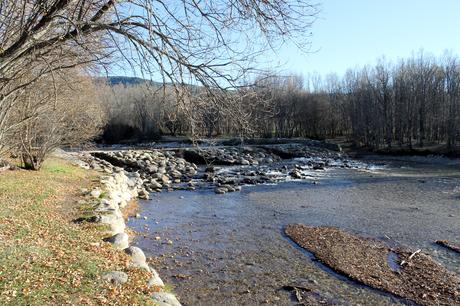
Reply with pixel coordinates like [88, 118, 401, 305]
[103, 232, 129, 250]
[240, 159, 250, 165]
[99, 212, 126, 234]
[148, 268, 165, 288]
[101, 271, 128, 285]
[125, 246, 149, 270]
[161, 175, 170, 184]
[214, 187, 227, 194]
[290, 169, 302, 179]
[150, 180, 162, 189]
[152, 292, 181, 306]
[138, 189, 149, 200]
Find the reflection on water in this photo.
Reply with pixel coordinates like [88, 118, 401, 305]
[128, 157, 460, 306]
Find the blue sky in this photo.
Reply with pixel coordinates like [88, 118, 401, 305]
[269, 0, 460, 77]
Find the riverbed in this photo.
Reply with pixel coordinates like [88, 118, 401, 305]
[128, 156, 460, 305]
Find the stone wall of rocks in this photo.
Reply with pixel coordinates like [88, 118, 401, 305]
[75, 143, 365, 196]
[80, 167, 182, 306]
[90, 150, 198, 198]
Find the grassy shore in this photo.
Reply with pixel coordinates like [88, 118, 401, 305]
[0, 158, 155, 305]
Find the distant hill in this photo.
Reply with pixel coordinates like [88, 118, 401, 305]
[100, 76, 202, 93]
[106, 76, 163, 87]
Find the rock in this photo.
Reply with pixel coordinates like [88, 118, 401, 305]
[99, 213, 126, 234]
[147, 166, 158, 173]
[170, 170, 182, 178]
[125, 246, 149, 270]
[148, 268, 165, 288]
[214, 187, 227, 194]
[96, 198, 117, 212]
[313, 164, 325, 170]
[90, 188, 102, 198]
[240, 159, 250, 165]
[152, 292, 181, 306]
[139, 188, 149, 200]
[103, 232, 129, 250]
[290, 169, 302, 179]
[161, 175, 170, 184]
[150, 180, 162, 189]
[101, 271, 128, 285]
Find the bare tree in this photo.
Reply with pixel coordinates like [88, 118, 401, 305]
[13, 72, 105, 169]
[0, 0, 319, 153]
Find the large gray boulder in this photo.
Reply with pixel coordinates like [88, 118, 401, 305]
[125, 246, 149, 270]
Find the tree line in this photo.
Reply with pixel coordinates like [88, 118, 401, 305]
[100, 51, 460, 151]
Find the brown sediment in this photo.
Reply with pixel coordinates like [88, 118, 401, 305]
[285, 224, 460, 306]
[436, 240, 460, 254]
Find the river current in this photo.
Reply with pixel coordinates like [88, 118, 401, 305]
[128, 156, 460, 305]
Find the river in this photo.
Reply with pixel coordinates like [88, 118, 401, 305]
[128, 155, 460, 305]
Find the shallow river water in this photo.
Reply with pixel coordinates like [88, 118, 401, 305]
[128, 156, 460, 305]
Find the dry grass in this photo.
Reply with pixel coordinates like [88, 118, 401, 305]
[0, 158, 157, 305]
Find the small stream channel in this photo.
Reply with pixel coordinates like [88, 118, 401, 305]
[128, 156, 460, 305]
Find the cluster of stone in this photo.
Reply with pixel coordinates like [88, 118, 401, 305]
[81, 168, 181, 306]
[183, 146, 281, 166]
[88, 150, 198, 199]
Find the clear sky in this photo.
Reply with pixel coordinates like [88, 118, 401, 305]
[269, 0, 460, 77]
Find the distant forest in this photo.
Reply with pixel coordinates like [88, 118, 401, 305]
[100, 52, 460, 151]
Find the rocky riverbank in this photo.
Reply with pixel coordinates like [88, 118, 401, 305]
[78, 142, 372, 195]
[75, 164, 182, 305]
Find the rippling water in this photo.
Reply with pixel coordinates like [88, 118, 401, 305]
[128, 156, 460, 305]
